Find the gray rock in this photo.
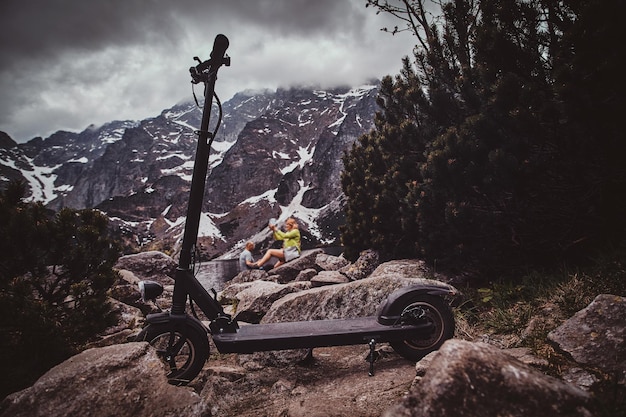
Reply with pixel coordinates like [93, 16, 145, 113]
[229, 280, 298, 323]
[268, 249, 324, 283]
[109, 282, 142, 306]
[295, 268, 318, 282]
[315, 253, 349, 271]
[503, 347, 550, 370]
[561, 367, 600, 391]
[548, 294, 626, 380]
[339, 249, 379, 280]
[370, 259, 444, 281]
[101, 297, 145, 337]
[384, 340, 594, 417]
[246, 274, 455, 366]
[228, 268, 269, 285]
[87, 329, 137, 348]
[262, 274, 455, 323]
[118, 268, 141, 285]
[0, 343, 210, 417]
[219, 281, 256, 304]
[285, 281, 312, 291]
[115, 269, 166, 313]
[115, 251, 176, 285]
[414, 351, 439, 381]
[310, 270, 350, 287]
[205, 365, 247, 382]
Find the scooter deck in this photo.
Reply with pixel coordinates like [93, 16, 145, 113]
[212, 315, 433, 354]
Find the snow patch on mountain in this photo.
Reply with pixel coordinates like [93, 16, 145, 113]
[277, 180, 328, 241]
[243, 188, 278, 206]
[199, 212, 225, 240]
[1, 155, 60, 204]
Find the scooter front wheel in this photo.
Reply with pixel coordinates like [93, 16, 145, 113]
[136, 322, 209, 385]
[389, 294, 455, 361]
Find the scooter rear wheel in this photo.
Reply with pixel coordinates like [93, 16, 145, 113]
[136, 322, 209, 385]
[389, 294, 455, 361]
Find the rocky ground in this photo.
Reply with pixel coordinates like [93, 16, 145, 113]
[2, 250, 623, 417]
[195, 344, 416, 417]
[105, 251, 626, 417]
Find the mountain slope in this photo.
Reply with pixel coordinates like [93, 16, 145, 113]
[0, 84, 379, 259]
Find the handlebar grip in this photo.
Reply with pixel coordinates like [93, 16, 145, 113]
[210, 34, 229, 60]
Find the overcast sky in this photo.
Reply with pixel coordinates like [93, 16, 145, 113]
[0, 0, 418, 143]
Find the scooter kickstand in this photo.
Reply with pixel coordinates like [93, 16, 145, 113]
[368, 338, 376, 377]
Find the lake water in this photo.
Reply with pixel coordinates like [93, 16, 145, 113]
[194, 259, 240, 292]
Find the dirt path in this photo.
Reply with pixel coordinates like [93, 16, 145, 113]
[194, 344, 417, 417]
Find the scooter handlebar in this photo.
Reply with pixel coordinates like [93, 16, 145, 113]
[210, 34, 229, 60]
[189, 34, 230, 84]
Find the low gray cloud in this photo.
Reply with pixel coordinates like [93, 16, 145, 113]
[0, 0, 416, 142]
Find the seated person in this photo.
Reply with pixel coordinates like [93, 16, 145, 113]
[238, 241, 256, 270]
[254, 217, 301, 269]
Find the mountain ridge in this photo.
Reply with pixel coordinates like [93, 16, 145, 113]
[0, 83, 380, 259]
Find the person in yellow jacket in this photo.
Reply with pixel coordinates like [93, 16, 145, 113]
[254, 217, 301, 269]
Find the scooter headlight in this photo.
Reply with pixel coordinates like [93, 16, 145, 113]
[138, 280, 164, 302]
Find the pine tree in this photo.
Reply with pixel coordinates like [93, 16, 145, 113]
[0, 181, 121, 398]
[414, 0, 558, 270]
[341, 62, 429, 259]
[343, 0, 626, 274]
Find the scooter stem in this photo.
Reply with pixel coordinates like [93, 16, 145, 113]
[171, 34, 230, 316]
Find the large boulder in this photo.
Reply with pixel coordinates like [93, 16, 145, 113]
[384, 340, 594, 417]
[267, 249, 324, 283]
[370, 259, 449, 282]
[262, 274, 456, 323]
[310, 270, 350, 287]
[0, 343, 210, 417]
[115, 251, 176, 285]
[240, 274, 455, 367]
[113, 252, 176, 316]
[220, 280, 299, 323]
[314, 253, 349, 271]
[548, 294, 626, 382]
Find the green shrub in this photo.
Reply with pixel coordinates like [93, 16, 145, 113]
[0, 181, 121, 399]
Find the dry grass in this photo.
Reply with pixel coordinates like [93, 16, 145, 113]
[452, 247, 626, 417]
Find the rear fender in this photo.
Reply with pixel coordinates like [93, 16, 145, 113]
[376, 284, 457, 325]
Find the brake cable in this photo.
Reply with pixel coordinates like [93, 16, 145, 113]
[191, 84, 224, 148]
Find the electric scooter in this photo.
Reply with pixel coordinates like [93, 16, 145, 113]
[135, 34, 457, 385]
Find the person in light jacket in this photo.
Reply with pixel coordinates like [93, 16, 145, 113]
[254, 217, 301, 269]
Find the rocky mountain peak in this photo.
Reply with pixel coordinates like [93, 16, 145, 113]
[0, 131, 17, 149]
[0, 83, 379, 259]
